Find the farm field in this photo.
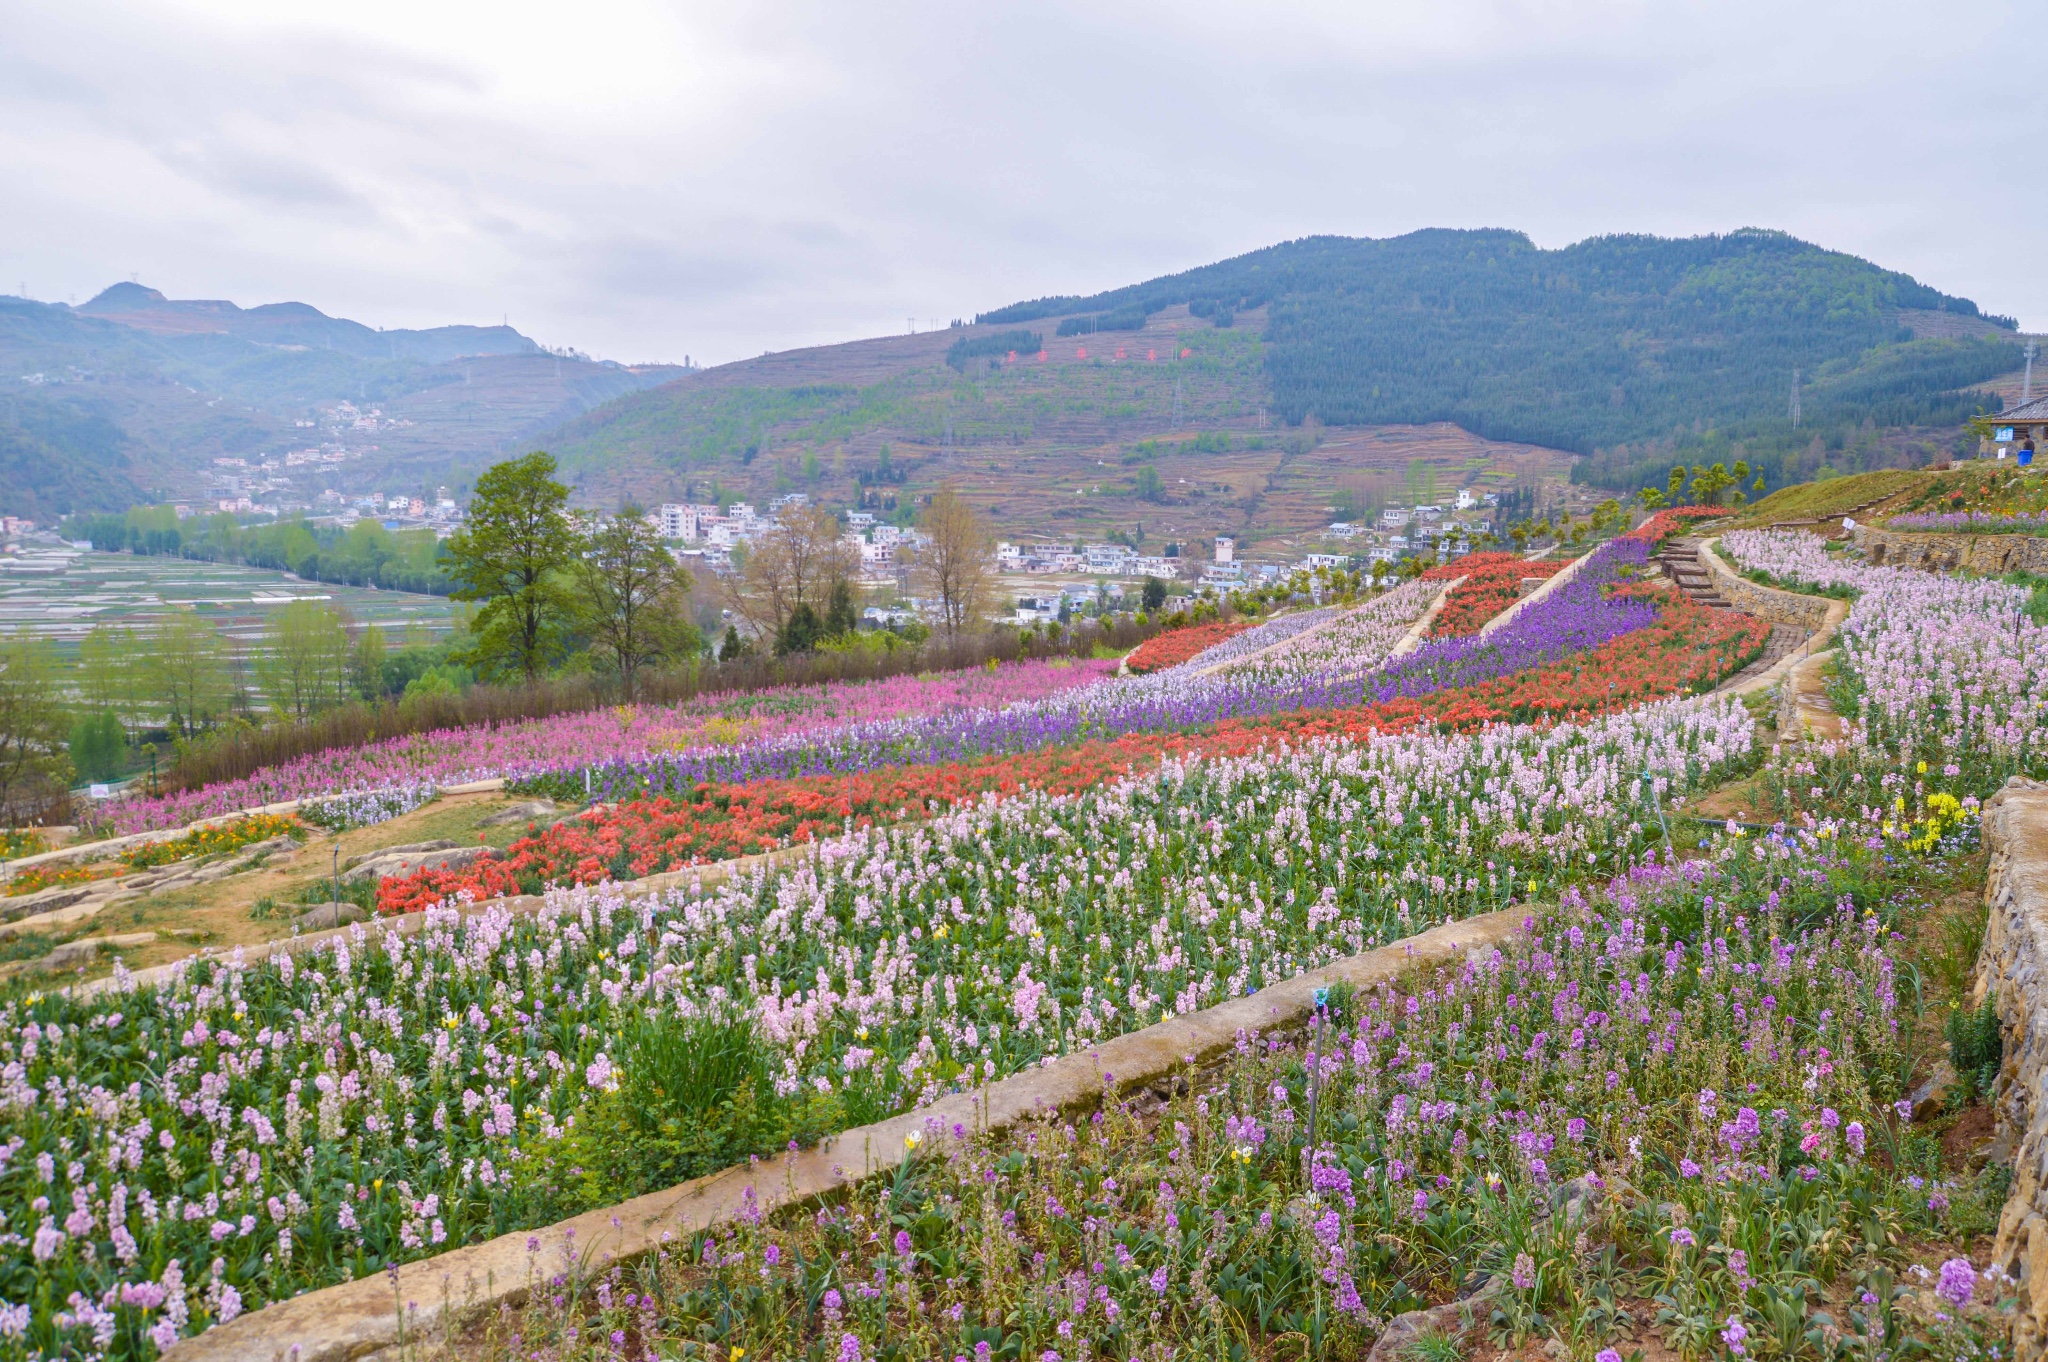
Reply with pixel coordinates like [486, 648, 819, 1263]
[0, 505, 2031, 1360]
[0, 548, 457, 659]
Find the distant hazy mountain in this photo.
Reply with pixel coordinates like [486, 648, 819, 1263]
[74, 282, 539, 366]
[0, 284, 683, 519]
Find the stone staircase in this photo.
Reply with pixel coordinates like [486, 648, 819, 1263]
[1653, 536, 1814, 689]
[1652, 538, 1731, 608]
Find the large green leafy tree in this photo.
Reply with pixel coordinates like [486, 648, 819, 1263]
[576, 504, 701, 697]
[0, 640, 73, 815]
[446, 453, 580, 684]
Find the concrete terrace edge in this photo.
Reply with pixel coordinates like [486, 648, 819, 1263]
[1382, 579, 1458, 662]
[1976, 781, 2048, 1362]
[64, 840, 787, 1005]
[1189, 581, 1454, 679]
[161, 906, 1531, 1362]
[1476, 551, 1586, 639]
[1, 780, 510, 881]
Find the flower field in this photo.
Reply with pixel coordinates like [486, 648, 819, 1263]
[1429, 554, 1565, 636]
[1887, 509, 2048, 534]
[487, 869, 2001, 1362]
[388, 585, 1768, 909]
[12, 501, 2031, 1360]
[1209, 578, 1440, 683]
[0, 693, 1760, 1353]
[97, 659, 1121, 835]
[1121, 619, 1254, 673]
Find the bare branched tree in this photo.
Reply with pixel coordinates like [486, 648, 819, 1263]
[722, 505, 855, 642]
[908, 486, 993, 637]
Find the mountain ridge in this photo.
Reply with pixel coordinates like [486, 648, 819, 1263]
[73, 282, 542, 365]
[531, 226, 2025, 539]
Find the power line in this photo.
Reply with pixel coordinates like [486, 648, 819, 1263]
[1789, 368, 1801, 429]
[2025, 339, 2038, 404]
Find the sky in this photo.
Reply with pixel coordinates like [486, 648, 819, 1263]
[2, 0, 2042, 367]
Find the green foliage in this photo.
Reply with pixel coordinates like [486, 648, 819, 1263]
[574, 504, 700, 694]
[63, 508, 452, 594]
[1055, 304, 1150, 336]
[945, 330, 1042, 370]
[445, 453, 581, 683]
[1946, 996, 2003, 1103]
[775, 602, 823, 656]
[984, 228, 2012, 473]
[825, 578, 859, 637]
[1133, 464, 1165, 502]
[522, 1011, 847, 1213]
[67, 710, 126, 784]
[0, 639, 73, 814]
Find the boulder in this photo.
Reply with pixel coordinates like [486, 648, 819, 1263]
[477, 801, 560, 829]
[295, 902, 368, 930]
[345, 844, 498, 883]
[343, 839, 459, 872]
[38, 931, 156, 970]
[1910, 1060, 1958, 1122]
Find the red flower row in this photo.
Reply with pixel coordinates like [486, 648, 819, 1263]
[377, 588, 1768, 913]
[1123, 618, 1255, 674]
[1431, 558, 1566, 637]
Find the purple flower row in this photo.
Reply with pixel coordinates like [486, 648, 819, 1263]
[1367, 540, 1658, 702]
[1887, 510, 2048, 535]
[553, 549, 1661, 801]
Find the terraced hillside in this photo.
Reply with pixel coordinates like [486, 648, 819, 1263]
[543, 227, 2027, 543]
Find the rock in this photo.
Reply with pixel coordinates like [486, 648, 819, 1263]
[345, 844, 498, 883]
[37, 931, 155, 971]
[1910, 1060, 1958, 1122]
[0, 883, 99, 922]
[295, 902, 367, 930]
[343, 840, 459, 872]
[1364, 1276, 1503, 1362]
[477, 800, 559, 829]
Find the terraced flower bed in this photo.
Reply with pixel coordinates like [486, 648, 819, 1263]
[1430, 554, 1566, 635]
[1121, 618, 1256, 673]
[96, 659, 1122, 835]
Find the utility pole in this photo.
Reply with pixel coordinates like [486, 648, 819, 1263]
[2025, 340, 2038, 404]
[1789, 368, 1802, 429]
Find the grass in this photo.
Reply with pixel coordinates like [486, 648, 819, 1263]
[1732, 469, 1930, 525]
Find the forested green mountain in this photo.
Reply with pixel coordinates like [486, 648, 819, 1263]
[982, 228, 2021, 480]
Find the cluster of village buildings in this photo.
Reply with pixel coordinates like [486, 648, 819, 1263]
[655, 494, 931, 575]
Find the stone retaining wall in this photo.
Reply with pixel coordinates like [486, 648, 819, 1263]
[1975, 780, 2048, 1361]
[161, 905, 1531, 1362]
[1695, 539, 1836, 629]
[1854, 525, 2048, 575]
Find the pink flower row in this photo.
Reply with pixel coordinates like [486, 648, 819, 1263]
[101, 657, 1120, 833]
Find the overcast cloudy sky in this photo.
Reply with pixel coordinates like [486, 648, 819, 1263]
[2, 1, 2040, 365]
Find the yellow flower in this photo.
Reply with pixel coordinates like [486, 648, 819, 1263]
[731, 1349, 746, 1362]
[904, 1131, 921, 1150]
[932, 923, 948, 939]
[856, 1027, 869, 1040]
[373, 1178, 383, 1190]
[1917, 761, 1928, 774]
